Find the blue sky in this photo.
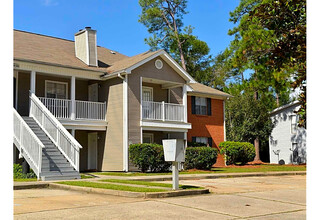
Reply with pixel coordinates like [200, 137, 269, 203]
[14, 0, 239, 57]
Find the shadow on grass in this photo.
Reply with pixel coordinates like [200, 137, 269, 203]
[180, 185, 201, 189]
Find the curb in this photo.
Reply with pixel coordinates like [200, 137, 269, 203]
[48, 183, 209, 198]
[125, 171, 306, 182]
[14, 183, 49, 190]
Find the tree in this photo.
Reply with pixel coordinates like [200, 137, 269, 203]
[139, 0, 189, 69]
[226, 0, 306, 126]
[225, 83, 275, 161]
[138, 0, 212, 83]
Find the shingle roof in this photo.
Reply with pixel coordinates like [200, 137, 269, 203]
[105, 50, 160, 74]
[14, 30, 129, 73]
[188, 83, 232, 99]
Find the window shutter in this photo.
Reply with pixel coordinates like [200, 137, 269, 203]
[191, 96, 196, 114]
[208, 137, 213, 147]
[192, 137, 196, 143]
[207, 98, 211, 116]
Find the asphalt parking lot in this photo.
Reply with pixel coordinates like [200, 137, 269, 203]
[14, 175, 306, 219]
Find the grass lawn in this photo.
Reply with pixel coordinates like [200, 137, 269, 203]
[80, 174, 94, 179]
[14, 178, 38, 182]
[100, 179, 203, 190]
[91, 164, 306, 177]
[57, 181, 168, 192]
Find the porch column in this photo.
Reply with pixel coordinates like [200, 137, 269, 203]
[29, 71, 36, 114]
[71, 76, 76, 120]
[30, 70, 36, 94]
[182, 84, 187, 122]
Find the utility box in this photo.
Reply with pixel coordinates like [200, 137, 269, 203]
[162, 139, 186, 162]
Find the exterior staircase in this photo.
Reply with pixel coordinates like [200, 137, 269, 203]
[22, 117, 81, 181]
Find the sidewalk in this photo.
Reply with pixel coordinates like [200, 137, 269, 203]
[14, 171, 306, 189]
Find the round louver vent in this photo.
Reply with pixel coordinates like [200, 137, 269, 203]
[155, 59, 163, 69]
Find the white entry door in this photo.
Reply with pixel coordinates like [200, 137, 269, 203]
[88, 83, 99, 102]
[88, 132, 98, 170]
[142, 87, 153, 119]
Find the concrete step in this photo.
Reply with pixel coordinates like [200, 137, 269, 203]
[42, 155, 66, 160]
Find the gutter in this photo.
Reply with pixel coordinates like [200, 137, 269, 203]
[14, 58, 107, 74]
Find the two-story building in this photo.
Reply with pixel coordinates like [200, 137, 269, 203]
[269, 101, 307, 164]
[13, 27, 230, 180]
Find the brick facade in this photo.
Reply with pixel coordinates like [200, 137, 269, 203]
[187, 95, 226, 166]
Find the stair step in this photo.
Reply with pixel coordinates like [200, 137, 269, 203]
[42, 167, 75, 172]
[22, 116, 80, 181]
[41, 174, 80, 181]
[42, 151, 62, 156]
[41, 170, 79, 176]
[42, 159, 69, 165]
[42, 163, 72, 168]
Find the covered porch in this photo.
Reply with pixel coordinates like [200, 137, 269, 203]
[14, 70, 107, 129]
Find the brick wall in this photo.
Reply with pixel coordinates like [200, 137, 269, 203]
[187, 95, 225, 166]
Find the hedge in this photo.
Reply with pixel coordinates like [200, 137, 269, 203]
[184, 147, 218, 170]
[219, 141, 255, 165]
[129, 144, 218, 172]
[129, 143, 171, 172]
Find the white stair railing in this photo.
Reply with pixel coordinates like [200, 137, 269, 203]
[13, 108, 44, 179]
[29, 93, 82, 171]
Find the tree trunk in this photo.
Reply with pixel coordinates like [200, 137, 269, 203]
[253, 88, 261, 162]
[254, 137, 261, 161]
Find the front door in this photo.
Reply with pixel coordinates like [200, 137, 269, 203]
[142, 87, 153, 119]
[88, 132, 98, 170]
[88, 83, 99, 102]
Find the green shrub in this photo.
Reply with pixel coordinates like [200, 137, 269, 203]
[129, 144, 171, 173]
[219, 141, 255, 165]
[14, 163, 37, 179]
[184, 147, 218, 170]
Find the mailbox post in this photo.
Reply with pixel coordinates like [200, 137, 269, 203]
[162, 139, 186, 190]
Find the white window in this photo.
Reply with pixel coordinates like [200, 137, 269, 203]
[290, 115, 298, 134]
[195, 137, 208, 145]
[143, 133, 154, 143]
[45, 80, 68, 99]
[195, 97, 207, 115]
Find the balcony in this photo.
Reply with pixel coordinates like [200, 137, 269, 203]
[39, 97, 106, 121]
[142, 101, 185, 122]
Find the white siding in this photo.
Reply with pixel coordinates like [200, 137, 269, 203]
[269, 104, 307, 164]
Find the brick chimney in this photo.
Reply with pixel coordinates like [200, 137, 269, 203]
[74, 27, 98, 66]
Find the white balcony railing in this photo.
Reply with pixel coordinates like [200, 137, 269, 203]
[39, 97, 106, 121]
[142, 101, 185, 122]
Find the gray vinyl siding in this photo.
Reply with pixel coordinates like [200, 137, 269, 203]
[99, 77, 123, 171]
[128, 57, 187, 145]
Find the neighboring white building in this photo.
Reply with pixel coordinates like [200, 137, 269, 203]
[269, 101, 306, 164]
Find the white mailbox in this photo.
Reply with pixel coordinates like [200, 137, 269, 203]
[162, 139, 186, 162]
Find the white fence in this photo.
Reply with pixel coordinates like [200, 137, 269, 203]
[30, 93, 82, 171]
[142, 101, 185, 122]
[13, 108, 44, 179]
[39, 97, 106, 121]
